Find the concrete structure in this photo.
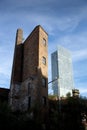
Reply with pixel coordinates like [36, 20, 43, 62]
[9, 25, 48, 111]
[51, 45, 74, 97]
[72, 89, 79, 97]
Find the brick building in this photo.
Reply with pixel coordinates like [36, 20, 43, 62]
[9, 25, 48, 111]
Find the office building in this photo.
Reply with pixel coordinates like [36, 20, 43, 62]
[51, 45, 74, 97]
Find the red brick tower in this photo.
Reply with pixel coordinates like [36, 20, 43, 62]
[9, 25, 48, 111]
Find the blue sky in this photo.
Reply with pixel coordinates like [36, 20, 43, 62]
[0, 0, 87, 97]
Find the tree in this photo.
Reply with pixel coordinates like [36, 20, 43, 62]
[66, 92, 71, 98]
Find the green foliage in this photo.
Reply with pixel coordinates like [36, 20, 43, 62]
[0, 101, 42, 129]
[48, 96, 86, 130]
[66, 92, 71, 97]
[48, 94, 57, 99]
[0, 96, 87, 130]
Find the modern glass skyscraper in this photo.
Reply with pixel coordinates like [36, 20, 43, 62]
[51, 45, 74, 97]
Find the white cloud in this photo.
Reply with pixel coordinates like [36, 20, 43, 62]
[72, 49, 87, 61]
[0, 0, 87, 38]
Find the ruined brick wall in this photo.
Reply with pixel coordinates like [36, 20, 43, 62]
[10, 29, 23, 84]
[9, 25, 48, 111]
[9, 29, 23, 111]
[38, 26, 48, 99]
[22, 26, 39, 81]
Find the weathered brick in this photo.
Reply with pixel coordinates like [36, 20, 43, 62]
[9, 25, 48, 111]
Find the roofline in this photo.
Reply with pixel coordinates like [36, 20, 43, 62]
[36, 25, 48, 36]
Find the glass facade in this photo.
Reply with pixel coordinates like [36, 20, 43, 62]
[51, 46, 74, 97]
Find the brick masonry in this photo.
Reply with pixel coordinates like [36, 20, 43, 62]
[9, 25, 48, 111]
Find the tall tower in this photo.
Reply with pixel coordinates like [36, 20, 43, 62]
[9, 25, 48, 111]
[10, 29, 23, 84]
[51, 45, 74, 97]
